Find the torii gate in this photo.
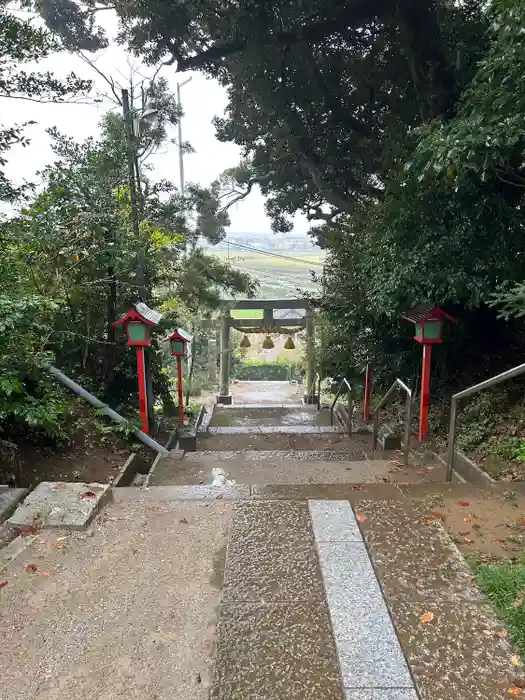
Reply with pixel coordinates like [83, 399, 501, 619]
[217, 299, 318, 405]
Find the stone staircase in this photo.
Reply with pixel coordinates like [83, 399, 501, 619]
[149, 404, 446, 487]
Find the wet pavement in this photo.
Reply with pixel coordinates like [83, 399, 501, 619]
[230, 380, 304, 405]
[211, 406, 332, 428]
[197, 431, 370, 452]
[209, 495, 519, 699]
[0, 498, 232, 700]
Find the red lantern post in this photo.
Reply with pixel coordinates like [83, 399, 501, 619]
[113, 302, 163, 435]
[164, 328, 193, 427]
[401, 304, 457, 441]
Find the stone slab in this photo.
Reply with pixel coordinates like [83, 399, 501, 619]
[345, 691, 418, 700]
[113, 484, 250, 502]
[223, 501, 325, 603]
[392, 601, 517, 699]
[358, 500, 484, 602]
[308, 500, 361, 541]
[315, 540, 413, 690]
[0, 488, 27, 523]
[208, 425, 342, 435]
[8, 482, 109, 530]
[0, 533, 37, 572]
[361, 499, 523, 699]
[212, 602, 344, 700]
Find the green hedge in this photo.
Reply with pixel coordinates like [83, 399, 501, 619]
[233, 359, 300, 381]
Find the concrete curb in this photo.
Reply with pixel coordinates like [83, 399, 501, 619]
[112, 452, 153, 488]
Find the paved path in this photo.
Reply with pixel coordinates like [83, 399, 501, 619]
[230, 380, 303, 405]
[0, 498, 231, 700]
[212, 494, 519, 700]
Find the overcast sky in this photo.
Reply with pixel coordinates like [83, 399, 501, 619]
[3, 8, 309, 234]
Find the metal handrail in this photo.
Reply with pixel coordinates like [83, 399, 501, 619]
[330, 378, 353, 435]
[373, 378, 412, 468]
[446, 362, 525, 482]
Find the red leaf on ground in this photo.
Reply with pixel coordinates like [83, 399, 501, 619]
[79, 491, 97, 500]
[351, 485, 363, 490]
[494, 538, 506, 543]
[20, 528, 36, 536]
[25, 564, 37, 573]
[356, 512, 367, 522]
[54, 483, 67, 489]
[0, 581, 7, 589]
[428, 513, 444, 520]
[149, 505, 163, 511]
[38, 571, 50, 577]
[456, 500, 470, 506]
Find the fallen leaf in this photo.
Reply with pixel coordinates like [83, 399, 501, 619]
[459, 531, 471, 536]
[25, 564, 37, 573]
[356, 513, 367, 522]
[513, 679, 525, 689]
[497, 630, 508, 638]
[180, 517, 189, 524]
[472, 523, 481, 530]
[416, 469, 427, 475]
[456, 500, 470, 507]
[463, 538, 474, 543]
[464, 514, 474, 522]
[495, 538, 507, 543]
[56, 536, 68, 542]
[54, 483, 67, 489]
[38, 571, 50, 577]
[419, 611, 435, 624]
[0, 581, 7, 589]
[20, 528, 36, 536]
[512, 656, 521, 667]
[508, 687, 522, 695]
[427, 512, 444, 520]
[55, 543, 66, 550]
[512, 593, 525, 608]
[79, 491, 97, 500]
[351, 484, 363, 490]
[150, 505, 163, 511]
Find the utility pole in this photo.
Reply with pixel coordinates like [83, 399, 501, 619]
[121, 89, 146, 298]
[177, 77, 192, 195]
[121, 87, 155, 431]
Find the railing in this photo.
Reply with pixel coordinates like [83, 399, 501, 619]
[307, 371, 321, 410]
[330, 378, 353, 435]
[372, 378, 412, 468]
[446, 362, 525, 482]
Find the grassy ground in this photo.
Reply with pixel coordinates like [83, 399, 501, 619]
[230, 309, 264, 319]
[475, 560, 525, 659]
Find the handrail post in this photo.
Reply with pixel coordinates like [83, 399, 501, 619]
[347, 388, 352, 435]
[403, 389, 412, 469]
[372, 412, 379, 452]
[446, 396, 459, 482]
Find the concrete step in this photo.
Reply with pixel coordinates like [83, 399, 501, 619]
[147, 448, 448, 487]
[197, 430, 369, 453]
[211, 405, 330, 429]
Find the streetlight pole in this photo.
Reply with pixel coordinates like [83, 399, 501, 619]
[177, 77, 192, 195]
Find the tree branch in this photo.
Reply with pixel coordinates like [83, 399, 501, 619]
[175, 0, 392, 72]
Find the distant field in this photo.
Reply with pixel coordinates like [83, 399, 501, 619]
[215, 250, 325, 298]
[231, 309, 264, 319]
[215, 251, 325, 268]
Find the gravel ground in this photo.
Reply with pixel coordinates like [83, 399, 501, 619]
[0, 498, 232, 700]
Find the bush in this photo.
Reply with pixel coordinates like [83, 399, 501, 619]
[233, 359, 300, 381]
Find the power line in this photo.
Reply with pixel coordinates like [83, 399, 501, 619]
[217, 239, 325, 267]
